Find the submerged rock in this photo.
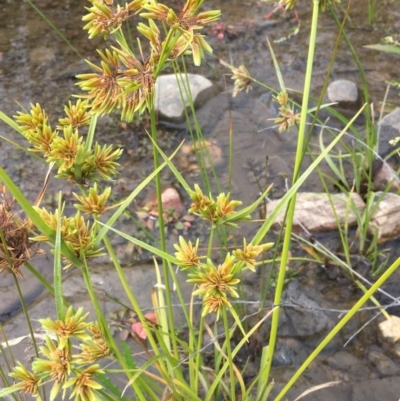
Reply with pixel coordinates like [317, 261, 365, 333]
[327, 79, 360, 109]
[155, 74, 215, 122]
[366, 345, 400, 376]
[266, 192, 365, 232]
[377, 107, 400, 159]
[282, 281, 334, 337]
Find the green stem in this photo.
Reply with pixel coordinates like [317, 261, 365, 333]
[194, 314, 205, 396]
[222, 308, 235, 401]
[80, 258, 149, 401]
[149, 106, 180, 362]
[207, 226, 215, 259]
[257, 1, 320, 398]
[102, 235, 164, 363]
[12, 274, 46, 401]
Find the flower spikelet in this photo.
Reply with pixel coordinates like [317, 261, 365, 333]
[190, 33, 213, 66]
[202, 293, 230, 320]
[83, 0, 145, 39]
[9, 362, 41, 396]
[188, 184, 214, 214]
[137, 20, 162, 54]
[88, 142, 123, 180]
[63, 364, 104, 401]
[115, 51, 155, 120]
[77, 323, 111, 363]
[215, 192, 241, 219]
[174, 236, 201, 269]
[14, 103, 58, 156]
[48, 126, 84, 173]
[32, 335, 72, 401]
[58, 99, 91, 129]
[73, 183, 112, 216]
[233, 239, 274, 271]
[31, 208, 102, 266]
[40, 307, 91, 350]
[189, 255, 240, 299]
[76, 49, 122, 116]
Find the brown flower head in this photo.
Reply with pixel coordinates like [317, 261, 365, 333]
[83, 0, 145, 39]
[77, 49, 123, 116]
[115, 49, 155, 120]
[76, 323, 111, 363]
[220, 60, 252, 97]
[0, 185, 37, 278]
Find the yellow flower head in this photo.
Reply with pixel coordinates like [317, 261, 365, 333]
[189, 255, 240, 299]
[174, 236, 201, 269]
[40, 307, 91, 349]
[233, 239, 274, 271]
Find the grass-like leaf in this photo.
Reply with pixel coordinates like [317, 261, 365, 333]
[364, 43, 400, 55]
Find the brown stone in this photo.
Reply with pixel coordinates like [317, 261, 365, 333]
[266, 192, 365, 232]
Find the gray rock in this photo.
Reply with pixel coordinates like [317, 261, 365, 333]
[366, 345, 399, 376]
[155, 74, 215, 122]
[379, 107, 400, 132]
[282, 281, 334, 337]
[327, 79, 360, 108]
[0, 250, 54, 323]
[327, 350, 372, 379]
[377, 107, 400, 159]
[29, 45, 56, 66]
[351, 376, 400, 401]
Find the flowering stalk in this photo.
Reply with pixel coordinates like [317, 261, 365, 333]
[257, 0, 322, 398]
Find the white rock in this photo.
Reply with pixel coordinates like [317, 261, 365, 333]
[378, 315, 400, 344]
[368, 192, 400, 243]
[266, 192, 365, 232]
[155, 74, 214, 122]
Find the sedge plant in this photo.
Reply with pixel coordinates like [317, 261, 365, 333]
[1, 0, 400, 400]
